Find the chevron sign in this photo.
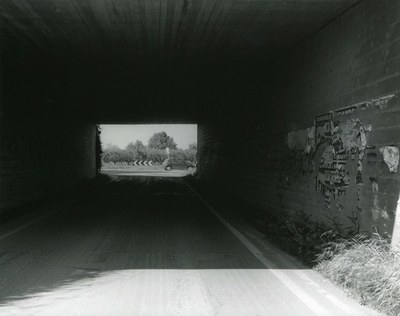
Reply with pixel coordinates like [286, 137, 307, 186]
[132, 160, 154, 166]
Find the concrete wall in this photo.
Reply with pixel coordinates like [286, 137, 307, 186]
[0, 119, 96, 213]
[0, 51, 97, 216]
[199, 0, 400, 236]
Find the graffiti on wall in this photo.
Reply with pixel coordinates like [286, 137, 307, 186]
[315, 118, 370, 207]
[286, 94, 398, 210]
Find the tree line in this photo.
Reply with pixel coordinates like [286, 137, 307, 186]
[102, 131, 197, 164]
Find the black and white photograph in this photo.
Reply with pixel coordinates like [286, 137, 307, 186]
[0, 1, 399, 315]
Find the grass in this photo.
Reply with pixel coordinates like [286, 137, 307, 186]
[314, 234, 400, 316]
[261, 210, 342, 265]
[258, 209, 400, 315]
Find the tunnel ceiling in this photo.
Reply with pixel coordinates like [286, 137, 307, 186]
[0, 0, 359, 122]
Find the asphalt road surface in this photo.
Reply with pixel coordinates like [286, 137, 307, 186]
[0, 176, 381, 315]
[102, 168, 192, 177]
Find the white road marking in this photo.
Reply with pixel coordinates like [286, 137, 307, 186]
[293, 269, 366, 315]
[184, 181, 330, 316]
[230, 217, 368, 315]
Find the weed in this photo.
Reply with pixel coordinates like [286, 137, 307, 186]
[315, 234, 400, 316]
[261, 208, 399, 314]
[267, 210, 343, 264]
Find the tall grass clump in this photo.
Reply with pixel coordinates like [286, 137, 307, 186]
[315, 234, 400, 316]
[261, 210, 343, 265]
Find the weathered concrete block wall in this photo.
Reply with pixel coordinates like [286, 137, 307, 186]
[199, 0, 400, 236]
[0, 52, 97, 216]
[0, 117, 96, 214]
[273, 0, 400, 236]
[198, 119, 282, 212]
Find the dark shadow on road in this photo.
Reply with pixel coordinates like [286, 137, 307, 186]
[0, 176, 306, 307]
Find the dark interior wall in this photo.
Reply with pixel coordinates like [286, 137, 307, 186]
[277, 0, 400, 125]
[0, 51, 97, 215]
[274, 0, 400, 235]
[1, 0, 398, 237]
[199, 0, 400, 236]
[198, 114, 281, 212]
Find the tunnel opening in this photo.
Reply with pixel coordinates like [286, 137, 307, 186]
[99, 124, 198, 177]
[0, 0, 400, 313]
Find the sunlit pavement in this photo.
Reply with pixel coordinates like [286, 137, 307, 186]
[0, 177, 381, 315]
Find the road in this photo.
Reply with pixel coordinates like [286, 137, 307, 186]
[102, 168, 192, 177]
[0, 175, 381, 315]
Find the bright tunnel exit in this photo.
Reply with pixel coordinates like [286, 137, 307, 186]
[99, 124, 198, 177]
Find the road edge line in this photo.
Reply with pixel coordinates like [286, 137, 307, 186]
[183, 180, 329, 316]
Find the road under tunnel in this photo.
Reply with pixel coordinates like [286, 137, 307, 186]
[0, 0, 400, 315]
[0, 176, 380, 315]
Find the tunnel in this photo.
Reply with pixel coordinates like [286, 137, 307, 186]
[0, 0, 399, 315]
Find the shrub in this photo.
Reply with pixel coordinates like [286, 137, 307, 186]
[101, 147, 197, 164]
[261, 208, 399, 315]
[262, 210, 343, 264]
[315, 234, 400, 316]
[145, 148, 168, 163]
[95, 125, 103, 173]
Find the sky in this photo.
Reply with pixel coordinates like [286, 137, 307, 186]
[100, 124, 197, 150]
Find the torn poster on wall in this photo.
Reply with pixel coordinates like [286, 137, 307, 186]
[315, 112, 334, 145]
[287, 128, 309, 151]
[285, 94, 398, 208]
[287, 115, 371, 207]
[287, 127, 315, 154]
[380, 146, 399, 173]
[286, 127, 316, 175]
[287, 94, 394, 154]
[315, 118, 369, 207]
[334, 94, 395, 116]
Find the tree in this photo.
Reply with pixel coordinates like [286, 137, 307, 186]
[126, 140, 145, 152]
[148, 131, 177, 150]
[185, 143, 197, 163]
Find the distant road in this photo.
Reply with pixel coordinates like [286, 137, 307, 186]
[101, 168, 191, 177]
